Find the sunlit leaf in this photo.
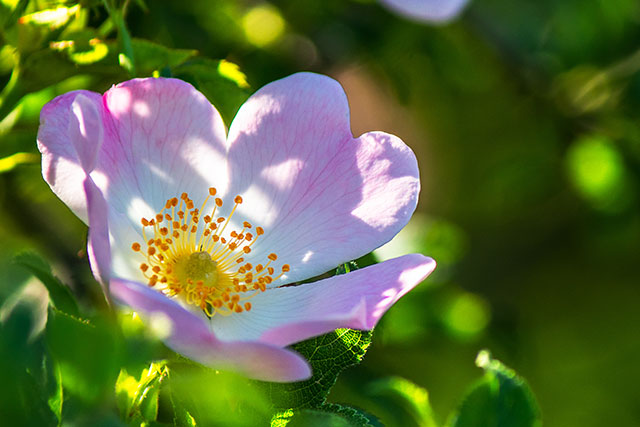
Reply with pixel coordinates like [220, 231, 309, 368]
[18, 5, 79, 29]
[262, 328, 373, 409]
[448, 350, 541, 427]
[0, 151, 38, 173]
[46, 309, 121, 404]
[14, 252, 79, 317]
[165, 364, 272, 425]
[116, 362, 167, 422]
[272, 403, 376, 426]
[174, 57, 250, 124]
[365, 377, 437, 427]
[262, 261, 373, 411]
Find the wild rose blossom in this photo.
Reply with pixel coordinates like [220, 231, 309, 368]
[37, 73, 436, 382]
[379, 0, 469, 23]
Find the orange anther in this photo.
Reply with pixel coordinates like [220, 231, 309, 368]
[140, 263, 149, 272]
[244, 302, 252, 311]
[217, 217, 225, 223]
[268, 267, 274, 275]
[141, 218, 149, 226]
[155, 214, 163, 222]
[256, 264, 263, 272]
[204, 215, 211, 223]
[171, 197, 178, 206]
[165, 214, 171, 221]
[215, 198, 223, 207]
[131, 242, 141, 251]
[152, 266, 161, 273]
[234, 195, 243, 204]
[243, 221, 252, 228]
[186, 201, 194, 210]
[268, 253, 278, 261]
[256, 227, 264, 235]
[234, 305, 243, 313]
[160, 227, 169, 236]
[243, 246, 251, 254]
[282, 264, 290, 272]
[235, 257, 244, 263]
[181, 192, 188, 200]
[209, 187, 217, 196]
[148, 247, 156, 256]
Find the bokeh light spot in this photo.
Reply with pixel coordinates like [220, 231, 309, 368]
[566, 135, 631, 212]
[242, 4, 285, 47]
[443, 292, 490, 340]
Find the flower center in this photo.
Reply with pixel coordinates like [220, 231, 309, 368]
[131, 188, 290, 317]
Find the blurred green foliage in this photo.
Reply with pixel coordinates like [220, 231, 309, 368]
[1, 0, 639, 425]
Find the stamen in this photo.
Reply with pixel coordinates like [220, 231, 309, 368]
[132, 190, 290, 318]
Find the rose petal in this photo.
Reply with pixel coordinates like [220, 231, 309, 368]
[38, 90, 104, 222]
[100, 78, 228, 219]
[226, 73, 420, 284]
[69, 93, 104, 173]
[380, 0, 470, 23]
[210, 254, 436, 346]
[110, 278, 311, 382]
[84, 177, 111, 295]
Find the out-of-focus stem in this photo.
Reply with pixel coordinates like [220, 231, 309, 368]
[0, 69, 26, 124]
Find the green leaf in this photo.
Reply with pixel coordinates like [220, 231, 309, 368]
[45, 309, 121, 405]
[260, 261, 373, 410]
[448, 350, 542, 427]
[262, 328, 373, 409]
[365, 377, 438, 427]
[130, 38, 197, 75]
[164, 364, 272, 425]
[0, 297, 58, 425]
[14, 252, 79, 317]
[173, 57, 250, 124]
[272, 403, 377, 426]
[116, 362, 167, 422]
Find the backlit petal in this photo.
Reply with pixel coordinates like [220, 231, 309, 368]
[110, 278, 311, 382]
[227, 73, 420, 284]
[211, 254, 436, 346]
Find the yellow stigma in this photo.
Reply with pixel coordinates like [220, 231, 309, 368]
[131, 188, 291, 317]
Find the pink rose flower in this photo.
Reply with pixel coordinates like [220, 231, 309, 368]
[37, 73, 435, 382]
[380, 0, 469, 23]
